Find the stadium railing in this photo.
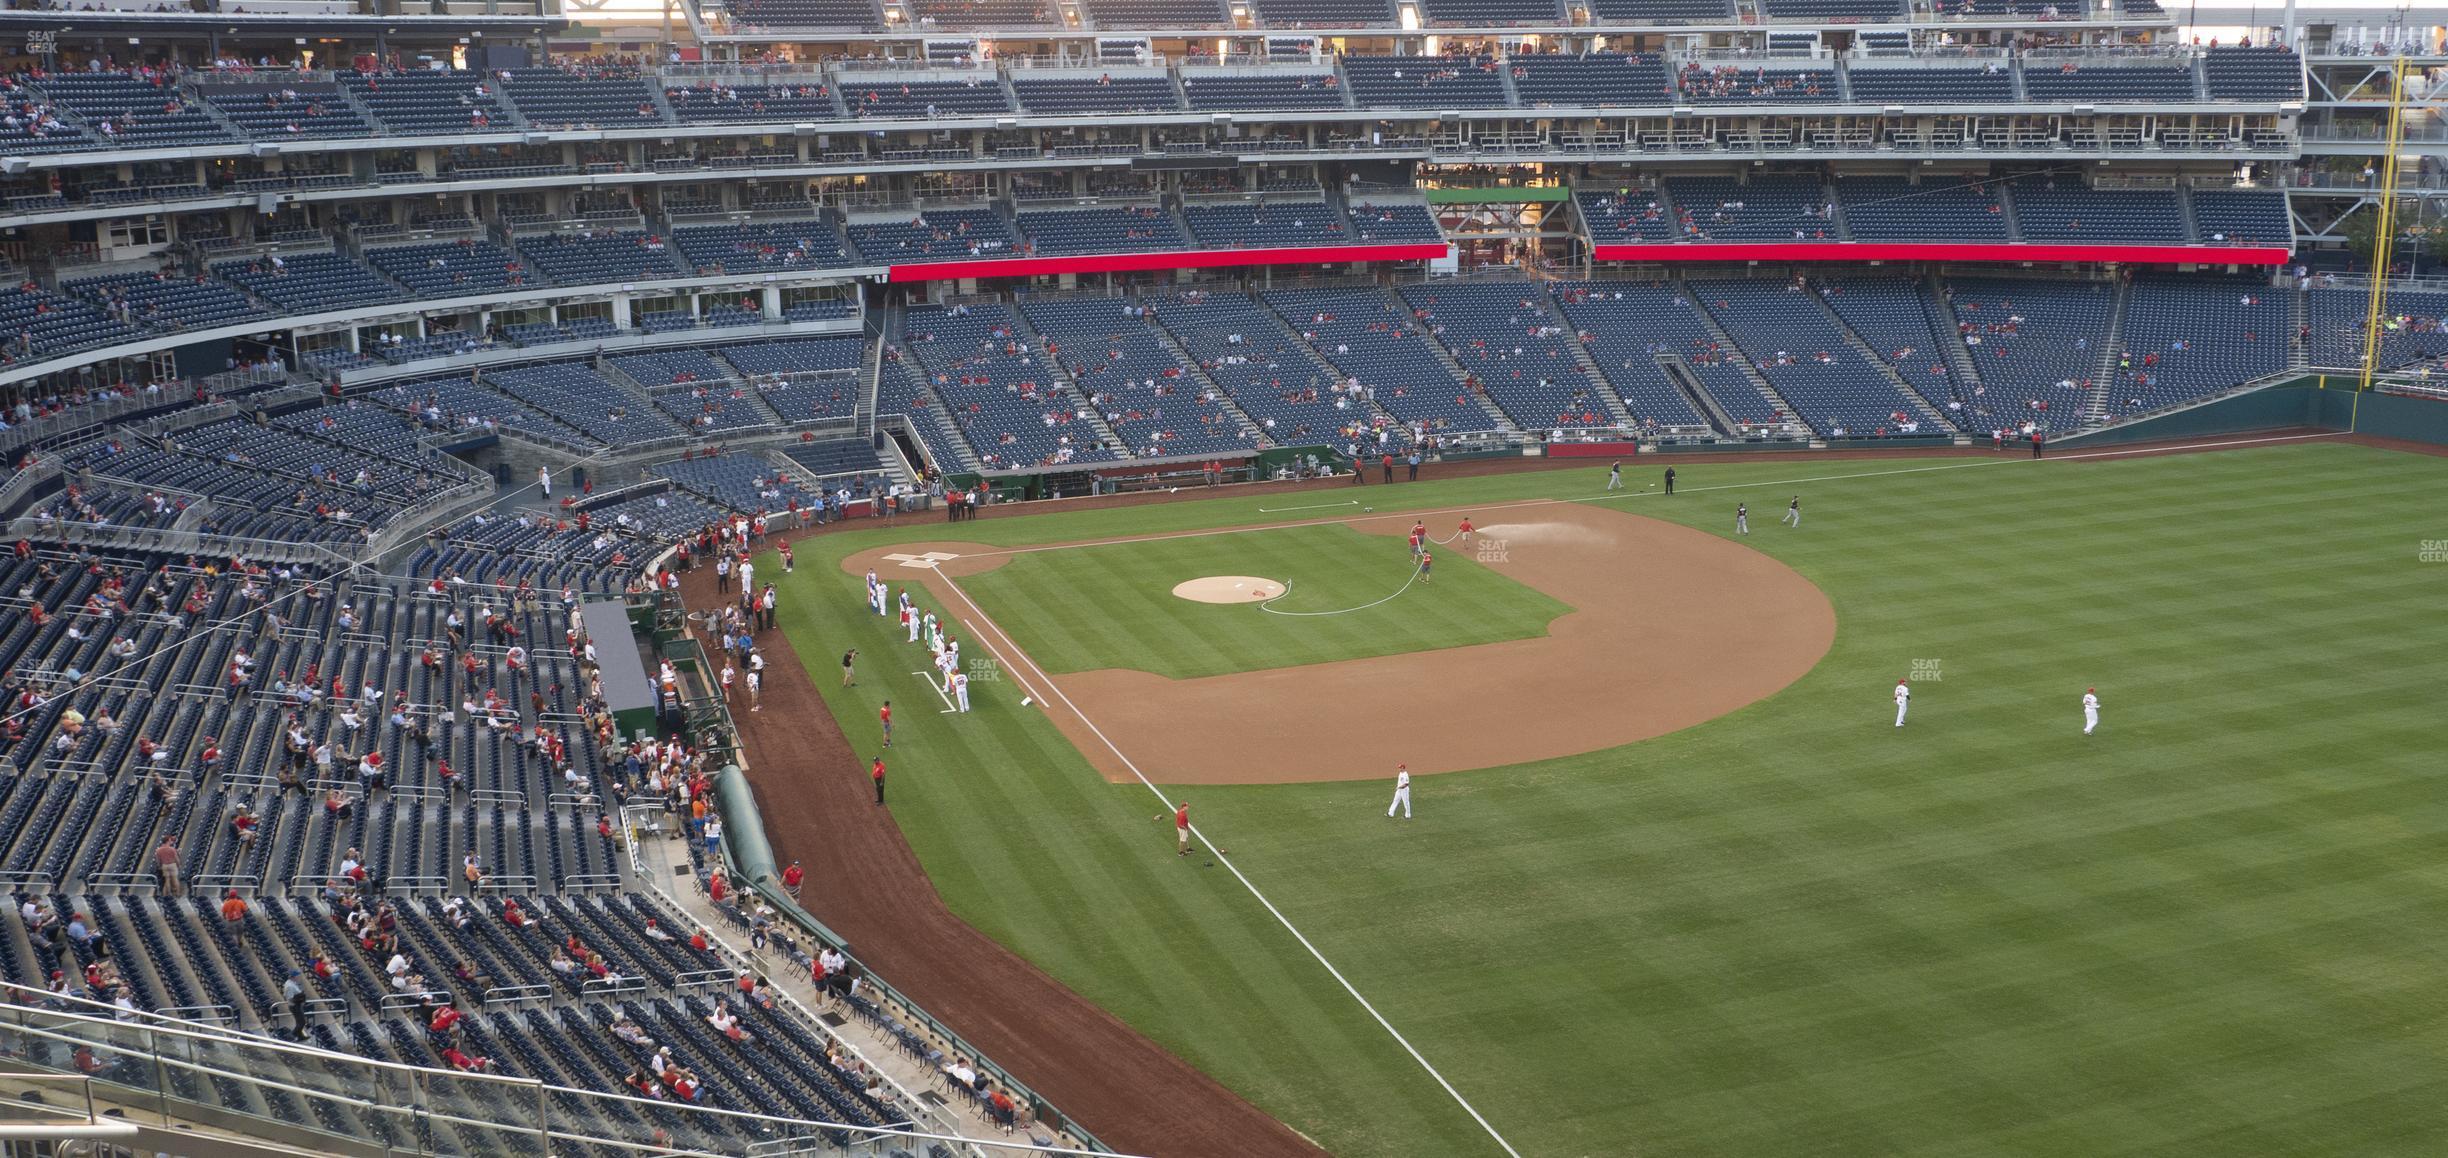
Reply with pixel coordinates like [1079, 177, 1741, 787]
[0, 982, 1103, 1157]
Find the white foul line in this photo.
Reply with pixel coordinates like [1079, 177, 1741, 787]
[1255, 499, 1361, 514]
[932, 571, 1526, 1158]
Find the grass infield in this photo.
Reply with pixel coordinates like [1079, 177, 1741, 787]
[769, 440, 2448, 1158]
[952, 523, 1570, 679]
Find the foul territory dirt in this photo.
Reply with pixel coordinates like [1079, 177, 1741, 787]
[851, 502, 1837, 785]
[675, 565, 1324, 1158]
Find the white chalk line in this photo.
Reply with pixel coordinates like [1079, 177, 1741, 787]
[934, 571, 1525, 1158]
[1257, 567, 1422, 617]
[1256, 499, 1361, 514]
[907, 669, 959, 713]
[947, 430, 2347, 564]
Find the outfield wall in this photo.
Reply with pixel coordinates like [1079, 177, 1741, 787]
[2060, 377, 2448, 449]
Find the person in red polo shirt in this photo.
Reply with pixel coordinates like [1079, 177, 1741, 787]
[781, 860, 804, 900]
[871, 756, 886, 806]
[1173, 801, 1191, 857]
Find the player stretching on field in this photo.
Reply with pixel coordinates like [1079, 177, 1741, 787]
[1416, 549, 1433, 583]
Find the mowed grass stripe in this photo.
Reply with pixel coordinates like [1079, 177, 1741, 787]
[770, 440, 2448, 1158]
[957, 523, 1568, 679]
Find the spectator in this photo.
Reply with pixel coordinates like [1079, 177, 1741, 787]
[154, 836, 181, 896]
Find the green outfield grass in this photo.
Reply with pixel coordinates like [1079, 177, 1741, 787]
[768, 440, 2448, 1158]
[952, 523, 1570, 679]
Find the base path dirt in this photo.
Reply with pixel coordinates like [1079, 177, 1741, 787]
[675, 566, 1324, 1158]
[853, 503, 1837, 785]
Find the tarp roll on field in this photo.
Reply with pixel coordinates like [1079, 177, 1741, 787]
[716, 764, 780, 888]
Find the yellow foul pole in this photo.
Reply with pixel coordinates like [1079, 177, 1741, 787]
[2353, 56, 2411, 431]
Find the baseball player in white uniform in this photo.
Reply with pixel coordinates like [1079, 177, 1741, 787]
[951, 670, 970, 712]
[1893, 678, 1910, 727]
[1782, 496, 1800, 527]
[1386, 764, 1411, 818]
[2082, 688, 2099, 735]
[1736, 503, 1749, 535]
[904, 606, 920, 643]
[898, 590, 912, 619]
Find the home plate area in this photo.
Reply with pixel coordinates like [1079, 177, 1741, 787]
[1172, 576, 1286, 604]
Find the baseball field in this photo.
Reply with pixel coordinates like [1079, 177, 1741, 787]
[757, 434, 2448, 1158]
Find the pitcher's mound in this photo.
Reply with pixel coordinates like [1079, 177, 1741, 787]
[1174, 576, 1285, 604]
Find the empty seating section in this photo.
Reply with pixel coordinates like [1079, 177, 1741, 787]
[485, 363, 687, 445]
[1589, 0, 1735, 19]
[847, 210, 1016, 264]
[197, 82, 374, 139]
[1816, 276, 1963, 413]
[2189, 190, 2291, 247]
[38, 73, 233, 147]
[1511, 54, 1672, 108]
[2308, 287, 2448, 372]
[2110, 277, 2288, 412]
[2201, 47, 2303, 100]
[1555, 282, 1777, 429]
[1347, 202, 1444, 243]
[1016, 207, 1186, 255]
[1266, 288, 1498, 434]
[1755, 0, 1897, 16]
[1010, 76, 1181, 114]
[1577, 188, 1680, 241]
[1180, 72, 1345, 110]
[366, 240, 539, 296]
[500, 69, 666, 129]
[1252, 0, 1392, 21]
[1836, 176, 2009, 242]
[67, 272, 267, 330]
[0, 286, 146, 357]
[721, 338, 865, 422]
[339, 70, 512, 134]
[380, 377, 597, 448]
[214, 253, 400, 312]
[1674, 64, 1836, 104]
[727, 0, 884, 26]
[1398, 283, 1616, 430]
[610, 349, 733, 387]
[662, 83, 839, 122]
[1846, 65, 2013, 103]
[1417, 0, 1561, 25]
[903, 304, 1122, 468]
[515, 232, 683, 284]
[1080, 0, 1225, 19]
[1340, 57, 1509, 109]
[2022, 63, 2198, 103]
[1184, 202, 1346, 248]
[1144, 293, 1371, 446]
[906, 0, 1048, 24]
[671, 219, 852, 274]
[1690, 279, 1937, 436]
[1663, 175, 1835, 241]
[837, 76, 1010, 118]
[781, 438, 886, 480]
[2009, 183, 2186, 243]
[1023, 298, 1255, 456]
[652, 382, 780, 433]
[1943, 276, 2115, 419]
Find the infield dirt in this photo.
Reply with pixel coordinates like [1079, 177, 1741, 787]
[849, 502, 1836, 785]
